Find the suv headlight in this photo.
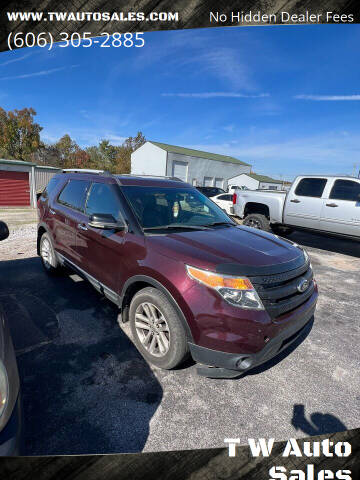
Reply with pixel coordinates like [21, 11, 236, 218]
[186, 265, 264, 310]
[0, 360, 8, 418]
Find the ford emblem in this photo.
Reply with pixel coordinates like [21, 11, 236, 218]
[297, 278, 309, 293]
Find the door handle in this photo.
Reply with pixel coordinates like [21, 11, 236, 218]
[290, 199, 301, 203]
[49, 208, 56, 215]
[77, 223, 88, 231]
[326, 203, 338, 207]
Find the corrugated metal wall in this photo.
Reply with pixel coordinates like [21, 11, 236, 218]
[35, 169, 60, 194]
[0, 171, 30, 206]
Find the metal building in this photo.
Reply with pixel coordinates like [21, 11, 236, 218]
[228, 172, 284, 191]
[0, 159, 60, 208]
[131, 141, 251, 189]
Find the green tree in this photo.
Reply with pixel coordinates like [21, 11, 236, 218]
[98, 139, 118, 171]
[114, 131, 146, 174]
[85, 145, 103, 169]
[0, 107, 42, 160]
[54, 134, 78, 167]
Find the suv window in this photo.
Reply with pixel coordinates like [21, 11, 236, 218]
[295, 178, 327, 198]
[329, 179, 360, 202]
[41, 176, 60, 199]
[85, 182, 121, 220]
[58, 179, 90, 211]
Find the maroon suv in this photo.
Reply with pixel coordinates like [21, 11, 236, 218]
[37, 170, 318, 378]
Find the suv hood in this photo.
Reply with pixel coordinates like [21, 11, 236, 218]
[148, 225, 305, 275]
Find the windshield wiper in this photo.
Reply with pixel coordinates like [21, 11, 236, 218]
[143, 224, 210, 231]
[204, 221, 235, 228]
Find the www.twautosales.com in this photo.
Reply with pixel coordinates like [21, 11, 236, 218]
[224, 437, 352, 479]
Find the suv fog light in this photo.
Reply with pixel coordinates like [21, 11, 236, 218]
[236, 357, 253, 370]
[0, 360, 8, 418]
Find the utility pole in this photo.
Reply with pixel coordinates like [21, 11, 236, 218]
[279, 173, 284, 190]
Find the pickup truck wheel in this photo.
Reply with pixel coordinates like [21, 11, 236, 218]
[243, 214, 271, 232]
[129, 287, 189, 369]
[40, 232, 62, 275]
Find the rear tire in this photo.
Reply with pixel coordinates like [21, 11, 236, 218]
[129, 287, 189, 369]
[39, 232, 62, 275]
[243, 213, 271, 232]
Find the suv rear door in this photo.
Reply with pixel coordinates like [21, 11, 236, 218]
[76, 180, 128, 297]
[53, 178, 90, 263]
[319, 178, 360, 237]
[284, 177, 328, 229]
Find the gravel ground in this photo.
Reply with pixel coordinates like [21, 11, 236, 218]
[0, 224, 359, 455]
[0, 224, 37, 261]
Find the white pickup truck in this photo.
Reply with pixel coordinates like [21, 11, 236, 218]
[232, 175, 360, 239]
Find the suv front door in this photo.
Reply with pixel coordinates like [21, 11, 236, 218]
[319, 179, 360, 237]
[284, 177, 328, 229]
[76, 181, 127, 298]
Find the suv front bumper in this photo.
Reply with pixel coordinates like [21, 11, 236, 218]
[188, 302, 316, 378]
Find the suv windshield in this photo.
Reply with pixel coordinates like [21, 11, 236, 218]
[122, 186, 234, 231]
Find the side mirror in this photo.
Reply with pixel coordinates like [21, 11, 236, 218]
[88, 213, 126, 231]
[0, 221, 9, 241]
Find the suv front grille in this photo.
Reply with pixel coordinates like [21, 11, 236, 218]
[249, 260, 314, 320]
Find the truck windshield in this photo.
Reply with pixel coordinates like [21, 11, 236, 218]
[122, 186, 235, 231]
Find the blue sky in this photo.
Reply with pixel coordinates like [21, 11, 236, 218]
[0, 25, 359, 181]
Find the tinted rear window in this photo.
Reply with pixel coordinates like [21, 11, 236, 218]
[295, 178, 327, 198]
[329, 180, 360, 201]
[41, 176, 60, 199]
[58, 180, 90, 211]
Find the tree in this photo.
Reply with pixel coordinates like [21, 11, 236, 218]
[54, 134, 78, 167]
[123, 131, 146, 152]
[98, 139, 118, 171]
[86, 145, 103, 169]
[53, 134, 91, 169]
[31, 143, 61, 167]
[0, 107, 42, 160]
[114, 131, 146, 174]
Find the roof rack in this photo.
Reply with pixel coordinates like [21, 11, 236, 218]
[61, 169, 185, 186]
[115, 173, 183, 182]
[62, 168, 108, 174]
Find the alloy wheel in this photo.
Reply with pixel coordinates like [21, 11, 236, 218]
[41, 237, 54, 269]
[134, 302, 170, 357]
[246, 218, 261, 229]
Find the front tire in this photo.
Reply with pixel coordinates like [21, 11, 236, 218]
[243, 213, 271, 232]
[39, 232, 62, 275]
[129, 287, 189, 369]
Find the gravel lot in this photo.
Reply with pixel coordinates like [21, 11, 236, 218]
[0, 224, 359, 455]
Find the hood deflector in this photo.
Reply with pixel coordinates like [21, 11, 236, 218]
[215, 253, 306, 277]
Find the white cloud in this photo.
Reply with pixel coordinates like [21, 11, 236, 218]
[295, 94, 360, 101]
[41, 126, 126, 147]
[0, 64, 79, 81]
[0, 51, 33, 66]
[186, 130, 360, 178]
[161, 92, 269, 98]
